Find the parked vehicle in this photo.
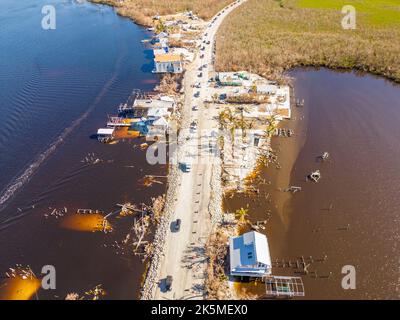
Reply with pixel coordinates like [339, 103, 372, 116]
[180, 162, 191, 172]
[192, 105, 199, 111]
[174, 219, 181, 231]
[165, 276, 173, 291]
[190, 120, 198, 132]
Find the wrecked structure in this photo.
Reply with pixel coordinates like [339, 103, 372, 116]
[96, 92, 176, 143]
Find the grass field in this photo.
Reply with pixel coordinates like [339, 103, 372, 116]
[299, 0, 400, 26]
[90, 0, 234, 26]
[215, 0, 400, 82]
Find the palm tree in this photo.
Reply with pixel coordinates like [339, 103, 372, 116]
[155, 19, 167, 34]
[235, 207, 249, 224]
[263, 113, 278, 138]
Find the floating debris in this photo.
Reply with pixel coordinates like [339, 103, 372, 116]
[337, 224, 350, 231]
[284, 186, 302, 193]
[250, 220, 268, 231]
[296, 99, 305, 107]
[84, 284, 106, 300]
[140, 143, 149, 150]
[44, 207, 67, 219]
[319, 152, 330, 161]
[139, 175, 166, 187]
[307, 170, 321, 182]
[81, 152, 113, 165]
[116, 203, 148, 217]
[76, 208, 105, 215]
[274, 128, 294, 137]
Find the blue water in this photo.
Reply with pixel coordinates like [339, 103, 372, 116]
[0, 0, 164, 299]
[0, 0, 156, 206]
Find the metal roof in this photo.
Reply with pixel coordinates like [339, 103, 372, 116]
[97, 128, 114, 135]
[154, 54, 182, 63]
[229, 231, 272, 274]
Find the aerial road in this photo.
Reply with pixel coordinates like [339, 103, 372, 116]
[154, 0, 247, 300]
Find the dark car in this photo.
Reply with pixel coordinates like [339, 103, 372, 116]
[165, 276, 173, 291]
[174, 219, 182, 231]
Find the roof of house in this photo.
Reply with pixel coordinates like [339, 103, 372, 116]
[152, 117, 169, 127]
[134, 98, 174, 109]
[153, 48, 167, 56]
[257, 84, 277, 93]
[154, 54, 182, 63]
[97, 128, 114, 135]
[147, 108, 170, 118]
[229, 231, 271, 270]
[276, 108, 290, 118]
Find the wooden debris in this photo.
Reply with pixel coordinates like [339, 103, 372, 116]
[44, 207, 67, 219]
[307, 170, 321, 182]
[284, 186, 302, 193]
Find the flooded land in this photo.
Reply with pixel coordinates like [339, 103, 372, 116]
[228, 68, 400, 299]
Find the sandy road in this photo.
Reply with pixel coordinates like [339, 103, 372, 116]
[154, 0, 246, 300]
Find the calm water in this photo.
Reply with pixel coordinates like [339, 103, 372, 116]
[228, 69, 400, 299]
[0, 0, 165, 299]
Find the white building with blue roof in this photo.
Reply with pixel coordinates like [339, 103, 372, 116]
[229, 231, 272, 277]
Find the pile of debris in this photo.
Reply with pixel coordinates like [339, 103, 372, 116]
[307, 170, 321, 183]
[44, 207, 67, 219]
[81, 152, 113, 165]
[274, 128, 294, 137]
[4, 265, 35, 280]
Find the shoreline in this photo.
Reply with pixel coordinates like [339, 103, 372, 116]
[89, 0, 153, 27]
[89, 0, 235, 28]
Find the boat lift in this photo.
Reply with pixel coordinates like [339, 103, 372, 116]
[264, 275, 305, 298]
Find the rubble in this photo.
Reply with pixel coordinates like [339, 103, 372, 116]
[307, 170, 321, 182]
